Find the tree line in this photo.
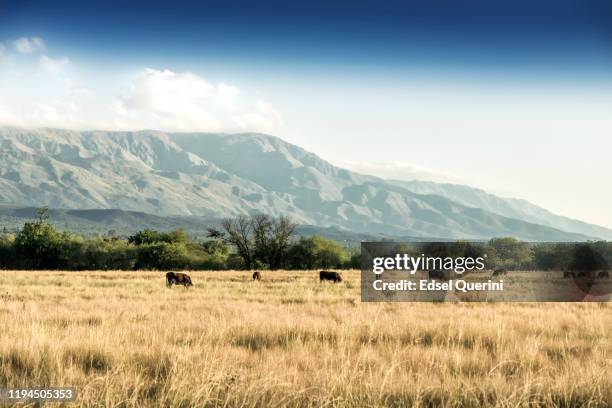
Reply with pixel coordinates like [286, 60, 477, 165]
[0, 208, 357, 270]
[0, 208, 609, 271]
[394, 238, 611, 272]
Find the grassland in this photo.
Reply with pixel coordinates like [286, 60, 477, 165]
[0, 270, 610, 407]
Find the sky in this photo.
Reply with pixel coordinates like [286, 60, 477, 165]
[0, 0, 611, 228]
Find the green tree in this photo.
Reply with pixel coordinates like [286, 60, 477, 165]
[135, 242, 191, 269]
[14, 209, 68, 269]
[287, 235, 348, 269]
[252, 214, 296, 269]
[486, 237, 533, 270]
[128, 228, 189, 245]
[0, 233, 15, 268]
[128, 229, 162, 245]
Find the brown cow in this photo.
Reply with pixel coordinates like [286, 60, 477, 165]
[320, 271, 342, 283]
[166, 272, 193, 288]
[252, 271, 261, 281]
[597, 270, 610, 279]
[492, 268, 508, 277]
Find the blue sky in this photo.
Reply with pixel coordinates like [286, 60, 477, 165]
[1, 1, 611, 228]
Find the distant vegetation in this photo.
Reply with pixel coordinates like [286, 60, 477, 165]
[0, 208, 358, 270]
[0, 208, 610, 271]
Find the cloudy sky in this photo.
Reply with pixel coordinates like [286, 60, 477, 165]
[1, 0, 611, 228]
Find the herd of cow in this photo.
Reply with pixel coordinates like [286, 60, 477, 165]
[563, 270, 610, 279]
[165, 270, 343, 288]
[165, 268, 609, 288]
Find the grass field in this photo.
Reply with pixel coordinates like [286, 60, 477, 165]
[0, 270, 611, 407]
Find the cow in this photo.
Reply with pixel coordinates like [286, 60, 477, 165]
[492, 268, 508, 277]
[252, 271, 261, 281]
[597, 270, 610, 279]
[563, 271, 575, 278]
[320, 271, 342, 283]
[428, 270, 449, 281]
[577, 271, 590, 278]
[166, 272, 193, 288]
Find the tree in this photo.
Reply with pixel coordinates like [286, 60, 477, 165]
[287, 235, 348, 269]
[252, 214, 296, 269]
[128, 228, 189, 245]
[128, 229, 162, 245]
[207, 214, 296, 269]
[486, 237, 533, 270]
[0, 233, 15, 268]
[207, 215, 255, 269]
[14, 208, 68, 269]
[36, 206, 50, 224]
[569, 243, 609, 275]
[135, 242, 191, 270]
[533, 243, 574, 271]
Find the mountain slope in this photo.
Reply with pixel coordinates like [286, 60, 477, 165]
[391, 180, 612, 240]
[0, 127, 607, 241]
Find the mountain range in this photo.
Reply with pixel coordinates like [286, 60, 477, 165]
[0, 127, 610, 241]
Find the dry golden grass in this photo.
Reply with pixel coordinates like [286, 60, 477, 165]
[0, 270, 610, 407]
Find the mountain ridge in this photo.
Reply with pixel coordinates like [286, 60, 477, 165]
[0, 127, 609, 241]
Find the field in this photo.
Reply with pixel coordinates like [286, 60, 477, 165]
[0, 270, 611, 407]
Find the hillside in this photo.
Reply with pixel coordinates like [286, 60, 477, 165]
[0, 206, 382, 242]
[0, 127, 608, 241]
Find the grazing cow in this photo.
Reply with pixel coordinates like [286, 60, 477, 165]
[577, 271, 590, 278]
[320, 271, 342, 283]
[166, 272, 193, 288]
[563, 271, 575, 278]
[492, 268, 508, 277]
[428, 270, 449, 281]
[597, 270, 610, 279]
[252, 271, 261, 281]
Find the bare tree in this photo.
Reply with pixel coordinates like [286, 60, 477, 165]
[271, 216, 297, 269]
[252, 214, 296, 269]
[208, 214, 296, 270]
[207, 215, 254, 269]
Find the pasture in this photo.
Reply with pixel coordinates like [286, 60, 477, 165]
[0, 270, 611, 407]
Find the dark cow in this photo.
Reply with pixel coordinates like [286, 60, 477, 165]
[577, 271, 590, 278]
[492, 268, 508, 277]
[428, 270, 449, 281]
[252, 271, 261, 281]
[563, 271, 575, 278]
[166, 272, 193, 288]
[597, 270, 610, 279]
[320, 271, 342, 283]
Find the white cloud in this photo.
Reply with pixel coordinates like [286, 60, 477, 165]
[1, 37, 283, 134]
[39, 55, 70, 74]
[234, 101, 284, 133]
[1, 37, 281, 133]
[0, 62, 283, 134]
[13, 37, 45, 53]
[115, 68, 283, 133]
